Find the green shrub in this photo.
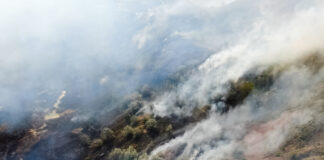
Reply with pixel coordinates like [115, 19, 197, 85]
[133, 127, 143, 139]
[165, 124, 173, 133]
[226, 81, 254, 106]
[150, 154, 165, 160]
[101, 128, 115, 141]
[89, 139, 103, 148]
[107, 146, 139, 160]
[79, 133, 91, 145]
[145, 118, 157, 131]
[121, 125, 135, 140]
[84, 157, 91, 160]
[138, 153, 148, 160]
[239, 81, 254, 93]
[192, 105, 211, 120]
[130, 116, 138, 126]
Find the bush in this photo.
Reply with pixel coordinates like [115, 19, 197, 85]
[133, 127, 143, 139]
[121, 125, 135, 140]
[107, 146, 139, 160]
[165, 124, 173, 133]
[130, 116, 138, 126]
[150, 154, 165, 160]
[138, 153, 148, 160]
[192, 105, 211, 120]
[226, 81, 254, 106]
[239, 81, 254, 93]
[101, 128, 115, 141]
[134, 115, 151, 126]
[79, 133, 91, 145]
[89, 139, 103, 148]
[145, 118, 157, 131]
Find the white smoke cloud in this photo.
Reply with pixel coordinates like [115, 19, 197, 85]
[0, 0, 214, 124]
[0, 0, 145, 123]
[145, 0, 324, 116]
[1, 0, 323, 159]
[151, 66, 324, 159]
[138, 0, 324, 159]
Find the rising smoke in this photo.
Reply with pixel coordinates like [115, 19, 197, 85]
[140, 0, 324, 159]
[0, 0, 323, 159]
[0, 0, 212, 126]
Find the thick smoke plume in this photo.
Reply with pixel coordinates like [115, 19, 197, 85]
[150, 65, 324, 159]
[0, 0, 212, 125]
[139, 0, 324, 159]
[145, 0, 324, 116]
[0, 0, 324, 160]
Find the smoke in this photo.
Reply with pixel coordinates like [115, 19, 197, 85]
[0, 0, 215, 125]
[145, 0, 324, 116]
[138, 0, 324, 159]
[150, 64, 324, 160]
[1, 0, 324, 159]
[44, 90, 66, 120]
